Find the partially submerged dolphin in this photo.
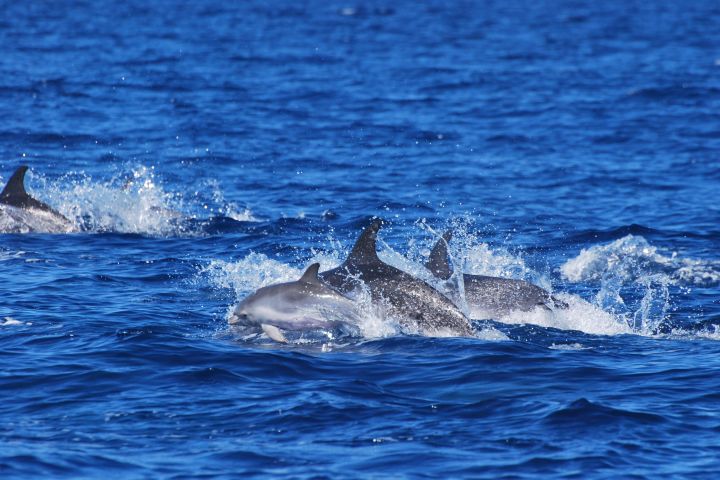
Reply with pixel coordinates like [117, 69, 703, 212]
[229, 263, 362, 342]
[0, 166, 75, 233]
[426, 230, 568, 318]
[319, 220, 475, 337]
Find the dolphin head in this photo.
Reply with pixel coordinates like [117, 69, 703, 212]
[229, 263, 361, 341]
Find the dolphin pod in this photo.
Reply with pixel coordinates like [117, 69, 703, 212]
[3, 166, 566, 340]
[232, 220, 567, 342]
[318, 219, 475, 337]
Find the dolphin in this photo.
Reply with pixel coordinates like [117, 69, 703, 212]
[318, 220, 475, 337]
[229, 263, 362, 343]
[0, 165, 75, 233]
[426, 230, 568, 318]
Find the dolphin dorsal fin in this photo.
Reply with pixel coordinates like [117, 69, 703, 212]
[426, 230, 453, 280]
[0, 165, 30, 201]
[299, 263, 322, 284]
[346, 219, 382, 265]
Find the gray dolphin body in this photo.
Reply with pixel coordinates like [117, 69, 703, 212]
[0, 166, 75, 233]
[319, 220, 475, 337]
[230, 263, 362, 342]
[426, 231, 568, 318]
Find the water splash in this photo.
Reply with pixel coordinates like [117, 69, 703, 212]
[1, 316, 24, 327]
[412, 219, 550, 288]
[498, 293, 632, 335]
[561, 235, 719, 334]
[205, 230, 712, 341]
[44, 166, 191, 235]
[205, 252, 301, 297]
[206, 179, 258, 222]
[561, 234, 720, 287]
[17, 166, 257, 236]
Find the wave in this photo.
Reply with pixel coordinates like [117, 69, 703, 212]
[0, 249, 25, 262]
[544, 398, 667, 427]
[567, 224, 662, 242]
[561, 234, 720, 287]
[625, 84, 720, 102]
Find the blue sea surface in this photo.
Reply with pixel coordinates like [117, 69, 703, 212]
[1, 0, 720, 477]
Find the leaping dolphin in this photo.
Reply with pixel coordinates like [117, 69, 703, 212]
[0, 166, 75, 233]
[229, 263, 362, 342]
[319, 219, 475, 337]
[426, 230, 568, 318]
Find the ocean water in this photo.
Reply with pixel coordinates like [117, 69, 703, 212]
[1, 0, 720, 477]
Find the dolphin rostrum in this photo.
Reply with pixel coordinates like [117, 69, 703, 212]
[0, 165, 75, 233]
[426, 230, 568, 318]
[319, 219, 475, 337]
[229, 263, 362, 342]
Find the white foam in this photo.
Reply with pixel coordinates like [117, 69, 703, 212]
[206, 179, 258, 222]
[0, 249, 24, 261]
[475, 326, 510, 341]
[670, 325, 720, 341]
[491, 293, 632, 336]
[549, 343, 588, 351]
